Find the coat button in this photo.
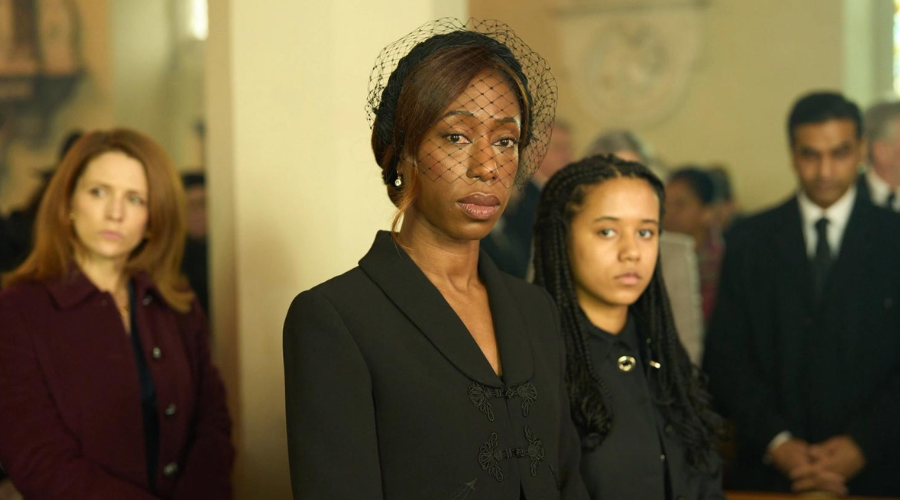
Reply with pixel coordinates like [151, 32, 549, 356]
[617, 356, 636, 372]
[660, 454, 666, 461]
[143, 296, 153, 306]
[664, 424, 674, 435]
[152, 347, 162, 359]
[162, 462, 178, 477]
[676, 496, 685, 500]
[164, 404, 177, 417]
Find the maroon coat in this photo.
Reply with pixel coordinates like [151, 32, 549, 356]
[0, 272, 233, 500]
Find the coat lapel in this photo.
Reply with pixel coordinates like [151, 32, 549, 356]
[360, 231, 533, 387]
[478, 249, 534, 386]
[818, 196, 873, 358]
[769, 199, 815, 389]
[773, 198, 815, 309]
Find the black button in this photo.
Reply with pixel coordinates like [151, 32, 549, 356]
[664, 424, 674, 435]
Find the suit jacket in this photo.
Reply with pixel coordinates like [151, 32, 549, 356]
[856, 172, 872, 205]
[703, 195, 900, 496]
[0, 272, 233, 500]
[283, 231, 588, 500]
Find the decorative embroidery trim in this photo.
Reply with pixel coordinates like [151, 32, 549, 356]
[524, 425, 545, 477]
[478, 433, 505, 481]
[468, 381, 538, 421]
[477, 426, 546, 482]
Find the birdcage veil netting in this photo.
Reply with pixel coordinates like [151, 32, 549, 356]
[366, 18, 558, 189]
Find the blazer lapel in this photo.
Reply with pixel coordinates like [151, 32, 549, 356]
[819, 196, 873, 358]
[769, 199, 815, 388]
[773, 198, 815, 306]
[478, 250, 534, 386]
[359, 231, 503, 387]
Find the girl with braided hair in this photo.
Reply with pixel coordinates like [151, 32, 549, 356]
[283, 19, 587, 500]
[533, 155, 724, 500]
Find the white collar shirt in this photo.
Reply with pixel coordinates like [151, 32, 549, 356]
[866, 168, 899, 211]
[796, 186, 856, 259]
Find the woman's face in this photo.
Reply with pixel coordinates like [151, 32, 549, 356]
[567, 177, 660, 314]
[405, 68, 522, 241]
[70, 151, 150, 267]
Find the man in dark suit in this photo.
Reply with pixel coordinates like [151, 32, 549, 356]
[704, 92, 900, 496]
[859, 100, 900, 211]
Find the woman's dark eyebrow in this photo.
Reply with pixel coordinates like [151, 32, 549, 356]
[440, 110, 520, 126]
[591, 215, 659, 224]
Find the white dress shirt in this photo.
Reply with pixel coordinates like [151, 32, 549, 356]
[796, 186, 856, 259]
[866, 169, 900, 211]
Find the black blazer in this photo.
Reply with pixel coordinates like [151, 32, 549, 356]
[581, 320, 724, 500]
[283, 231, 588, 500]
[703, 195, 900, 496]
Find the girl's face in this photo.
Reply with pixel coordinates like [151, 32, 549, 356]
[567, 177, 660, 315]
[405, 68, 522, 241]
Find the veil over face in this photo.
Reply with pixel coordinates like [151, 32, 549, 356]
[367, 18, 558, 191]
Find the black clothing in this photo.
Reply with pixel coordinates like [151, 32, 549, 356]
[481, 180, 541, 278]
[181, 238, 209, 315]
[811, 217, 831, 298]
[127, 283, 159, 493]
[283, 231, 588, 500]
[0, 213, 27, 277]
[704, 195, 900, 496]
[581, 318, 724, 500]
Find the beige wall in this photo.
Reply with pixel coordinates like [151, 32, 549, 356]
[470, 0, 889, 212]
[0, 0, 114, 214]
[0, 0, 204, 214]
[205, 1, 465, 497]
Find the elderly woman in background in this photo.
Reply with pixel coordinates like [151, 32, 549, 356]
[0, 129, 233, 499]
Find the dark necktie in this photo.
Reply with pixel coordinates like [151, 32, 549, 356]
[887, 191, 896, 211]
[812, 217, 831, 298]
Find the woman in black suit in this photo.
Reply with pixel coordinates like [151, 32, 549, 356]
[533, 155, 724, 500]
[282, 19, 587, 500]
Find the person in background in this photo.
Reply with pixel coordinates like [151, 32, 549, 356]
[181, 172, 209, 315]
[584, 129, 655, 169]
[588, 131, 705, 363]
[533, 154, 724, 499]
[860, 100, 900, 211]
[704, 91, 900, 496]
[663, 167, 722, 326]
[1, 130, 83, 276]
[0, 129, 234, 499]
[707, 165, 742, 237]
[481, 120, 573, 278]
